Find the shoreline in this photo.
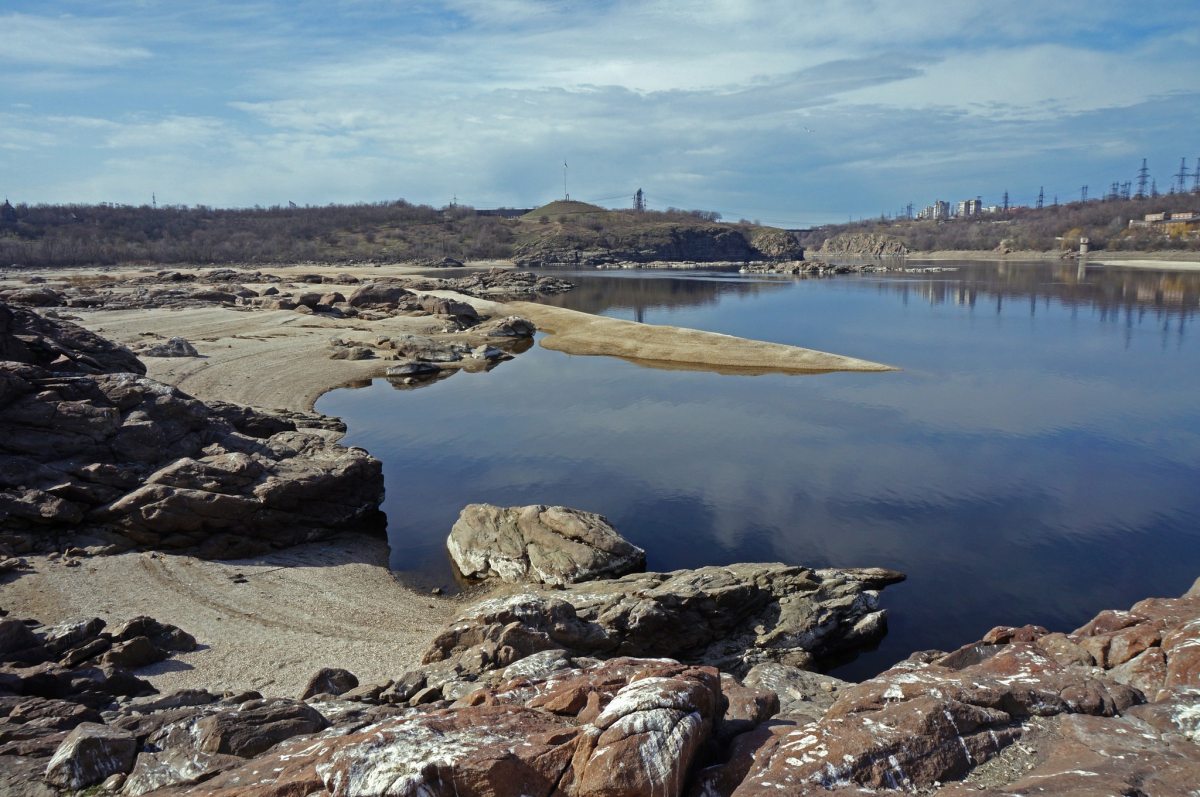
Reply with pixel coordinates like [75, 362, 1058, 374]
[906, 249, 1200, 269]
[1, 263, 896, 696]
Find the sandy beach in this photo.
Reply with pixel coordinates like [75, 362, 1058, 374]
[2, 535, 458, 697]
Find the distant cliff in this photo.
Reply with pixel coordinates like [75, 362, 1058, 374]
[817, 232, 908, 257]
[514, 221, 802, 266]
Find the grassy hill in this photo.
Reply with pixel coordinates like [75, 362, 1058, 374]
[520, 200, 608, 220]
[0, 199, 802, 268]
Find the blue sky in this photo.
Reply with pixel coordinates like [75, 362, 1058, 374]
[3, 1, 1199, 226]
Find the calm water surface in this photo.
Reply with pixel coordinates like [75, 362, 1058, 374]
[315, 261, 1200, 680]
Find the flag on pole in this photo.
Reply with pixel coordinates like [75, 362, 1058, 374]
[564, 162, 568, 169]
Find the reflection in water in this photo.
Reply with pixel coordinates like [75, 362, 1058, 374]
[318, 261, 1200, 680]
[534, 262, 1200, 324]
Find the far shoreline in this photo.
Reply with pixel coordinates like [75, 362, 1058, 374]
[902, 249, 1200, 270]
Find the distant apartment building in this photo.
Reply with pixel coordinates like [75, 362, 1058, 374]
[914, 200, 952, 220]
[1128, 211, 1200, 230]
[983, 205, 1001, 214]
[957, 199, 981, 217]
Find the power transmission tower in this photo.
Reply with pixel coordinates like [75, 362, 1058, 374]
[1122, 181, 1132, 200]
[1136, 159, 1149, 199]
[1151, 179, 1158, 198]
[152, 193, 156, 210]
[1175, 158, 1188, 194]
[906, 202, 913, 219]
[1193, 158, 1200, 194]
[633, 189, 645, 212]
[1036, 187, 1044, 210]
[1054, 195, 1058, 206]
[1080, 185, 1088, 202]
[1002, 190, 1009, 213]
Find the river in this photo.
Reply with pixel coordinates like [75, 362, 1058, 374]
[315, 260, 1200, 680]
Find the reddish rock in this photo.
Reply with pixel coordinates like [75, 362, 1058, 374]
[1107, 646, 1168, 696]
[1073, 609, 1149, 637]
[982, 624, 1047, 645]
[721, 679, 780, 726]
[1035, 632, 1095, 667]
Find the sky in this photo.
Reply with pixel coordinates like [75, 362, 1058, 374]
[2, 1, 1199, 226]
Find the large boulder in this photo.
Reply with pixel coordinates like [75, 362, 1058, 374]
[345, 283, 415, 307]
[43, 722, 137, 789]
[299, 667, 359, 700]
[135, 337, 200, 358]
[448, 504, 647, 586]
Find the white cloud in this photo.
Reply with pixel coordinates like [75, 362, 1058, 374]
[0, 13, 151, 67]
[3, 1, 1200, 215]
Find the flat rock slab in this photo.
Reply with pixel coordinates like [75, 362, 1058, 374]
[448, 503, 646, 586]
[424, 563, 905, 678]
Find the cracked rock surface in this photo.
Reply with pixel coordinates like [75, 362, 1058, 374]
[0, 302, 383, 558]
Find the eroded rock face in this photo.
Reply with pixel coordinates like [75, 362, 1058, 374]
[816, 232, 908, 257]
[0, 362, 383, 556]
[0, 304, 382, 556]
[0, 302, 143, 374]
[448, 504, 647, 586]
[424, 564, 905, 678]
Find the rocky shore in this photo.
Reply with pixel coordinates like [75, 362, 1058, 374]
[3, 564, 1197, 796]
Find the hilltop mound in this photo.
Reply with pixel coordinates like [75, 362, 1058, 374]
[520, 200, 608, 220]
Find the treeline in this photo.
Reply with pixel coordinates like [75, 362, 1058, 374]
[800, 194, 1200, 253]
[0, 201, 516, 267]
[0, 199, 747, 268]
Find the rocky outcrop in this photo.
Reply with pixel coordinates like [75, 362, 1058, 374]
[515, 225, 784, 267]
[447, 504, 647, 586]
[726, 579, 1200, 796]
[8, 580, 1200, 797]
[442, 268, 575, 296]
[817, 232, 908, 257]
[422, 564, 905, 681]
[0, 268, 569, 317]
[133, 337, 200, 358]
[134, 657, 724, 797]
[0, 302, 143, 374]
[0, 304, 383, 558]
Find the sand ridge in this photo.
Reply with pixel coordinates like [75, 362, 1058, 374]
[2, 534, 458, 696]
